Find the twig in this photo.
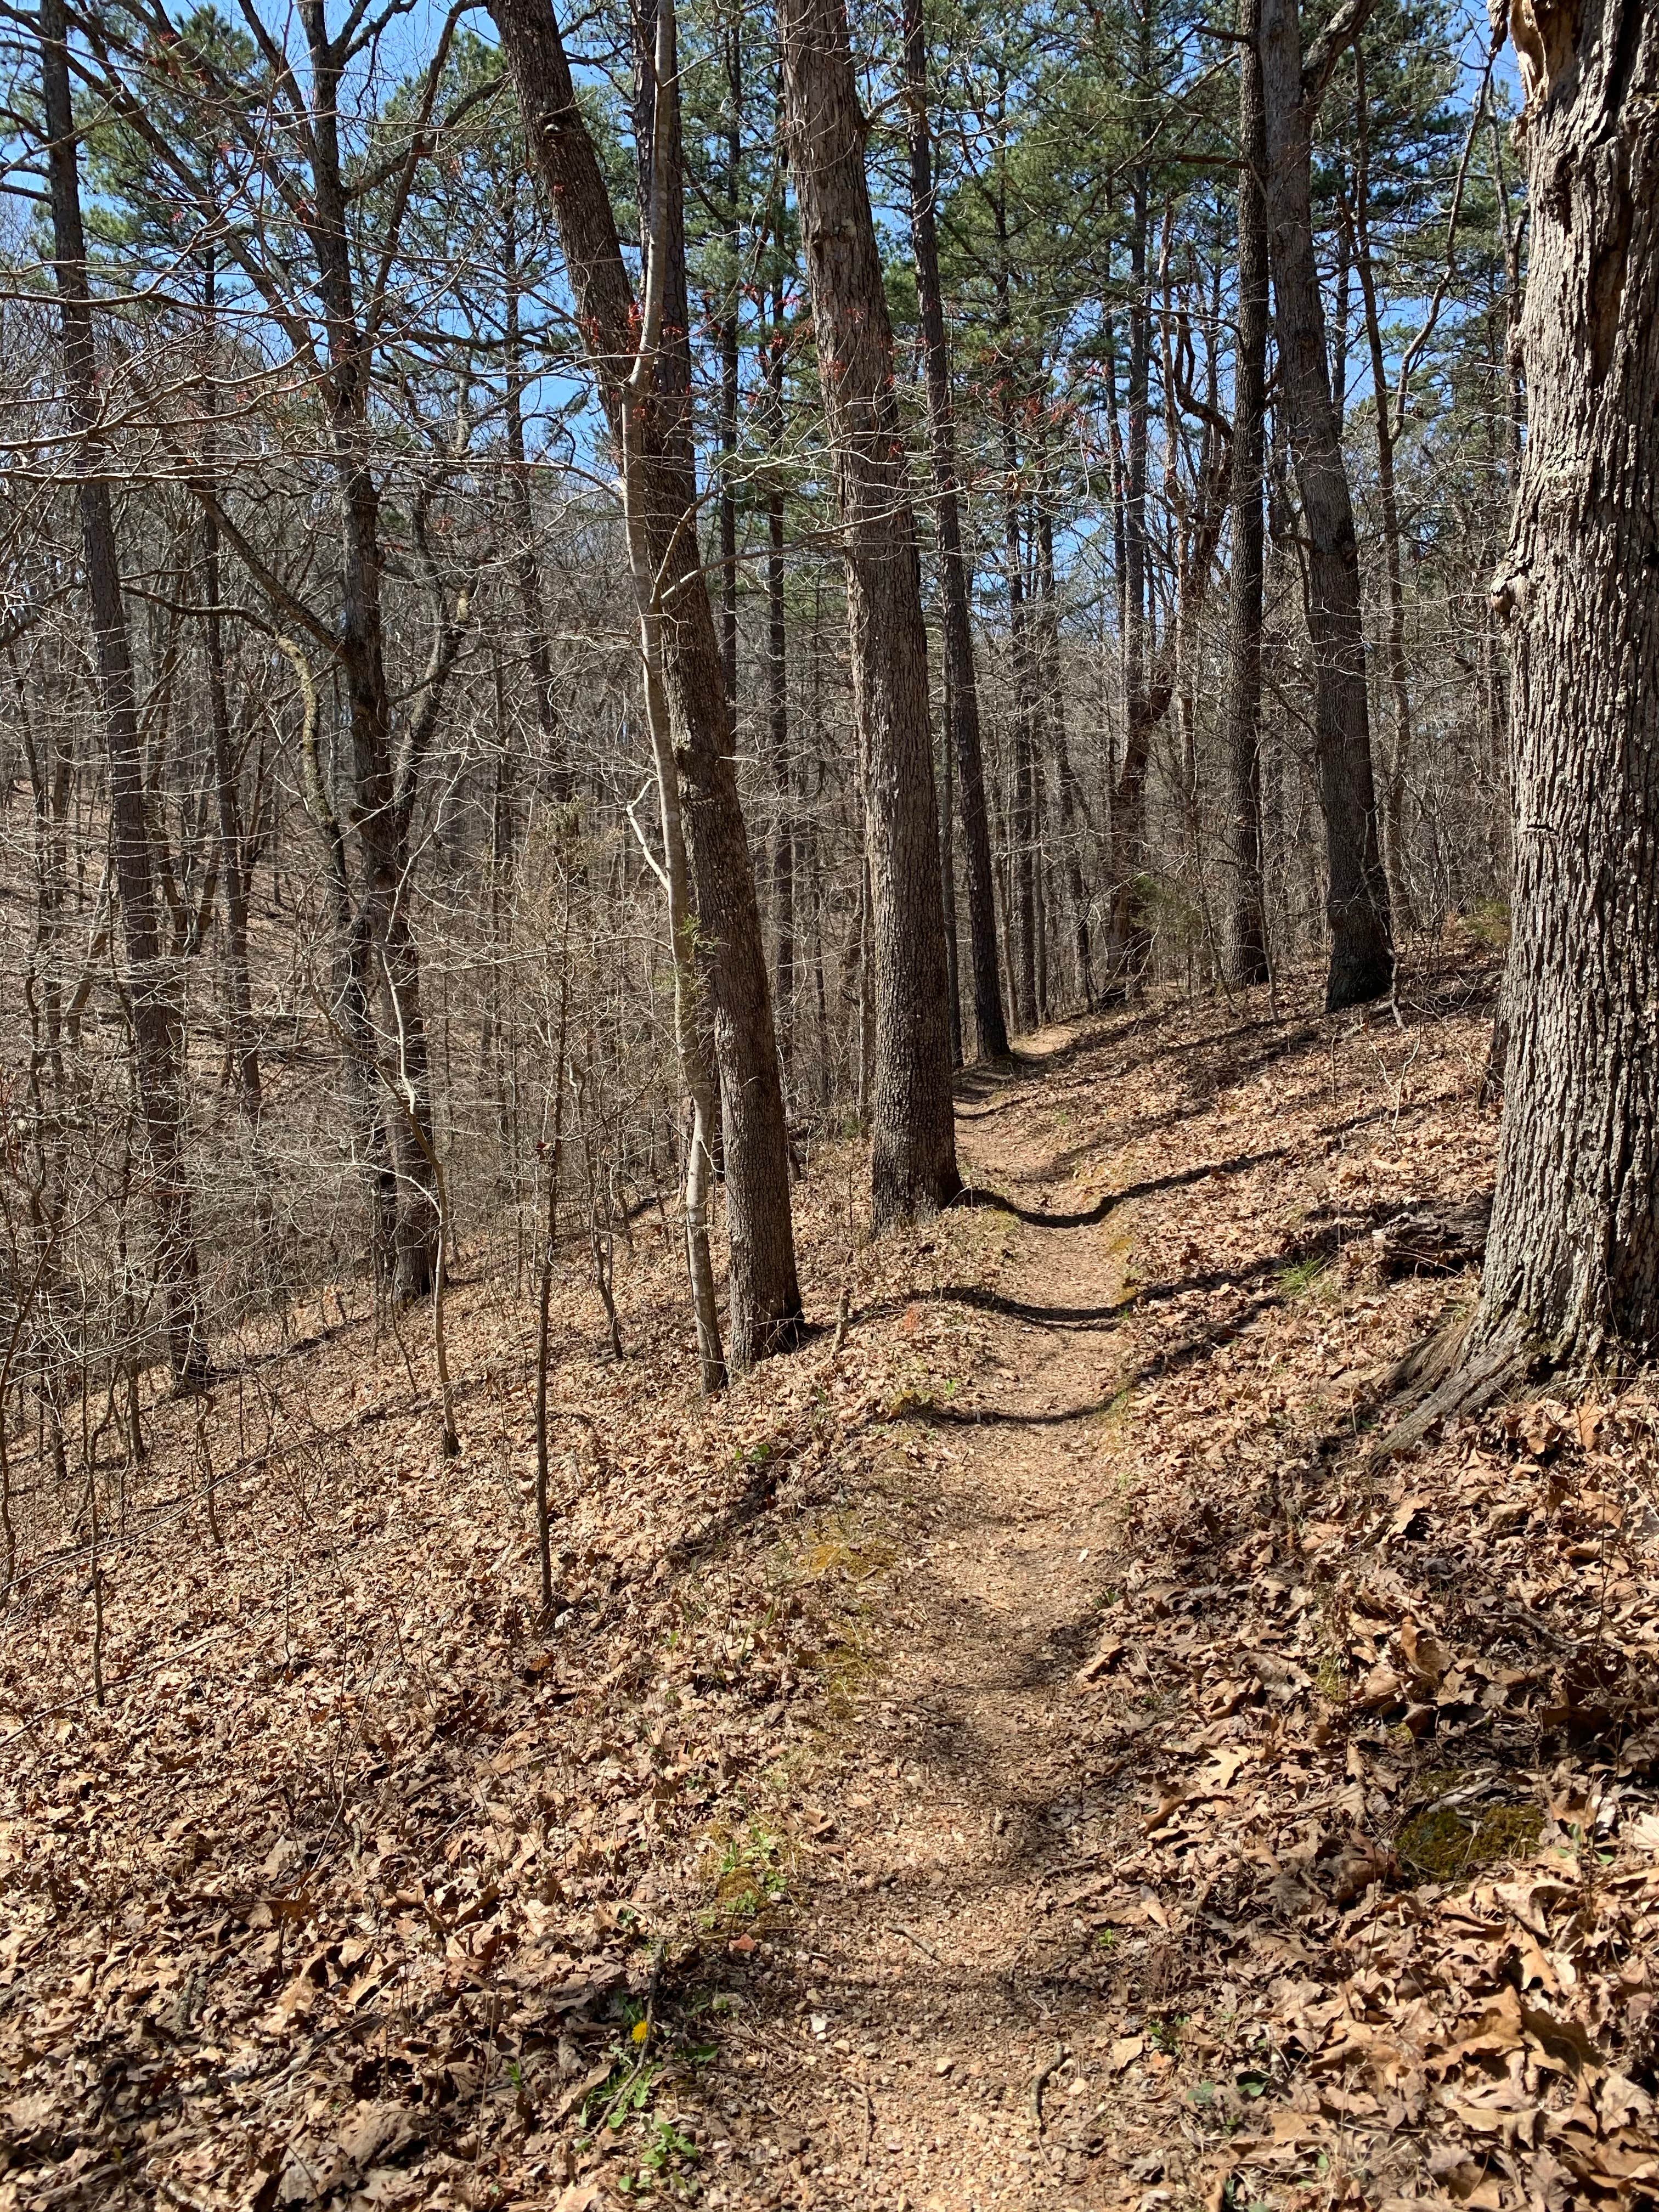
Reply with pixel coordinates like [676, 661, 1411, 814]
[1029, 2039, 1065, 2131]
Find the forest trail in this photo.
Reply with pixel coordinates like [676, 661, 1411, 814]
[11, 963, 1659, 2212]
[708, 1026, 1147, 2212]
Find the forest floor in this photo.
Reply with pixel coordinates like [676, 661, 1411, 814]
[7, 937, 1659, 2212]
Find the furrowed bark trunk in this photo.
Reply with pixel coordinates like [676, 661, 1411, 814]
[902, 0, 1009, 1065]
[493, 0, 803, 1365]
[1471, 0, 1659, 1368]
[42, 0, 207, 1387]
[1222, 0, 1271, 988]
[780, 0, 961, 1226]
[1259, 0, 1393, 1009]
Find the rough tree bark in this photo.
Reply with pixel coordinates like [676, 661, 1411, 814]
[493, 0, 803, 1365]
[902, 0, 1009, 1066]
[41, 0, 208, 1386]
[1259, 0, 1393, 1009]
[780, 0, 961, 1226]
[1465, 0, 1659, 1374]
[1221, 0, 1271, 987]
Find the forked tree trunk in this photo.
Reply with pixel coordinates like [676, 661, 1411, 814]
[780, 0, 961, 1227]
[1472, 0, 1659, 1368]
[493, 0, 803, 1365]
[41, 0, 208, 1387]
[902, 0, 1009, 1066]
[1259, 0, 1393, 1010]
[1221, 0, 1271, 988]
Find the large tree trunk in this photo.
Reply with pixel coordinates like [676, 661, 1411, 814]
[1259, 0, 1393, 1010]
[903, 0, 1009, 1066]
[41, 0, 207, 1387]
[493, 0, 803, 1364]
[780, 0, 961, 1227]
[1221, 0, 1271, 988]
[1471, 0, 1659, 1368]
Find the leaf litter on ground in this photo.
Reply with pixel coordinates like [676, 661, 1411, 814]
[3, 933, 1658, 2212]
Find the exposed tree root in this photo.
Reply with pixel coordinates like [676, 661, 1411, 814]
[1371, 1311, 1543, 1462]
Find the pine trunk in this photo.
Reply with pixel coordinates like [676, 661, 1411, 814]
[1259, 0, 1393, 1009]
[1222, 0, 1271, 987]
[903, 0, 1009, 1065]
[780, 0, 961, 1226]
[493, 0, 803, 1363]
[42, 0, 207, 1387]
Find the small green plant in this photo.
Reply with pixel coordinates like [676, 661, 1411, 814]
[706, 1820, 788, 1918]
[1466, 896, 1511, 950]
[1147, 2014, 1186, 2053]
[619, 2117, 702, 2194]
[1277, 1252, 1328, 1301]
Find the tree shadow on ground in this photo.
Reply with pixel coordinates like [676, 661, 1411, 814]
[949, 1145, 1292, 1230]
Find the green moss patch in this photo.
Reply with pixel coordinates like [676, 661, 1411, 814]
[1395, 1795, 1543, 1883]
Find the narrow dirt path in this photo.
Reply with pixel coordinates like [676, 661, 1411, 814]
[702, 1029, 1152, 2212]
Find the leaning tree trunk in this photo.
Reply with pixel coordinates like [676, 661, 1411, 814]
[1470, 0, 1659, 1370]
[780, 0, 961, 1227]
[42, 0, 207, 1387]
[492, 0, 803, 1366]
[1259, 0, 1393, 1010]
[1221, 0, 1271, 988]
[902, 0, 1009, 1066]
